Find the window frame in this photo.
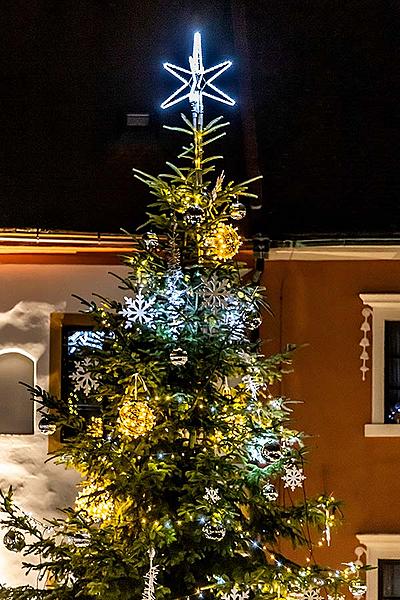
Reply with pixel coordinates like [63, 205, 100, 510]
[357, 534, 400, 600]
[360, 294, 400, 437]
[378, 558, 400, 600]
[49, 312, 95, 451]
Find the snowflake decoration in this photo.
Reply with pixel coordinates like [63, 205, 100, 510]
[67, 330, 106, 354]
[203, 486, 221, 504]
[119, 288, 156, 327]
[282, 464, 306, 492]
[201, 277, 231, 310]
[302, 589, 322, 600]
[242, 374, 265, 400]
[222, 587, 250, 600]
[70, 357, 99, 396]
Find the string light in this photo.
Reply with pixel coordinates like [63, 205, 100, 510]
[75, 480, 114, 522]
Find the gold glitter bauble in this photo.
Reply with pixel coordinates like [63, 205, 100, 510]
[118, 400, 156, 438]
[204, 223, 241, 260]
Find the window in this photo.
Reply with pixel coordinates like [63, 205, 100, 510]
[357, 535, 400, 600]
[379, 560, 400, 600]
[50, 313, 106, 445]
[359, 295, 400, 437]
[0, 350, 34, 434]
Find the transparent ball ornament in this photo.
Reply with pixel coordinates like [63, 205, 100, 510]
[262, 482, 279, 501]
[38, 416, 57, 436]
[184, 205, 205, 225]
[230, 200, 246, 220]
[247, 313, 263, 330]
[202, 521, 226, 541]
[3, 529, 25, 552]
[261, 442, 282, 464]
[348, 581, 367, 598]
[169, 348, 188, 366]
[142, 231, 159, 250]
[72, 532, 91, 548]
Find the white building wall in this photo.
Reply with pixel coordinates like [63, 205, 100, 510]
[0, 263, 127, 585]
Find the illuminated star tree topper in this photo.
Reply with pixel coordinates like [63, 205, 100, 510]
[161, 31, 235, 130]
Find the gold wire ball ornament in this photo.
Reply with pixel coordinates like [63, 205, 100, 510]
[204, 223, 241, 260]
[118, 397, 156, 438]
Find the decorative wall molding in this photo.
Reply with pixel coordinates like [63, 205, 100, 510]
[359, 294, 400, 436]
[354, 545, 367, 567]
[360, 307, 372, 381]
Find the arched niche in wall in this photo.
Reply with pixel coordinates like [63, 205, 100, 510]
[0, 350, 34, 434]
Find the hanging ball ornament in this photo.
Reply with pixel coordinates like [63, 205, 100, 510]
[204, 223, 241, 261]
[38, 415, 57, 436]
[142, 231, 159, 250]
[246, 313, 263, 330]
[3, 529, 25, 552]
[169, 347, 188, 366]
[118, 397, 156, 439]
[71, 532, 91, 548]
[262, 482, 279, 501]
[202, 521, 226, 541]
[348, 581, 367, 599]
[230, 199, 247, 220]
[261, 442, 282, 464]
[184, 204, 205, 226]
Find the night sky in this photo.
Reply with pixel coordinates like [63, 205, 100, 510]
[1, 1, 399, 239]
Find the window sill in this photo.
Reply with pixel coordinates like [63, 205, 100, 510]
[364, 424, 400, 437]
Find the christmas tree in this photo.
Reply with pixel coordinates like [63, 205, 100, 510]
[0, 33, 365, 600]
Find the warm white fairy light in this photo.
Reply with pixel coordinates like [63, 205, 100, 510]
[161, 31, 235, 122]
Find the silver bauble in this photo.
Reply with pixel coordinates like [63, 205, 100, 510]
[169, 348, 188, 366]
[262, 482, 279, 501]
[348, 581, 367, 598]
[72, 532, 91, 548]
[38, 416, 57, 436]
[202, 521, 226, 541]
[230, 200, 246, 220]
[261, 442, 282, 464]
[184, 205, 205, 225]
[142, 231, 159, 250]
[3, 529, 25, 552]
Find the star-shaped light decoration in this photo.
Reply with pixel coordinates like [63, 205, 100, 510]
[161, 32, 234, 126]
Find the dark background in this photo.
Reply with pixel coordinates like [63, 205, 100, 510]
[1, 0, 399, 239]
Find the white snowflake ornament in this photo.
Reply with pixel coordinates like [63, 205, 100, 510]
[282, 464, 306, 492]
[302, 588, 322, 600]
[221, 587, 250, 600]
[201, 277, 231, 310]
[203, 487, 221, 504]
[120, 288, 155, 327]
[70, 357, 99, 396]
